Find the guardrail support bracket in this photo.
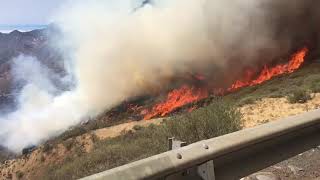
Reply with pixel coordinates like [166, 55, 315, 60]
[165, 160, 216, 180]
[167, 138, 215, 180]
[197, 160, 215, 180]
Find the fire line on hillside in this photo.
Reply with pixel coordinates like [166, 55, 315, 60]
[142, 47, 309, 120]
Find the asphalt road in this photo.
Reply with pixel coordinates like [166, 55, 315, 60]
[246, 147, 320, 180]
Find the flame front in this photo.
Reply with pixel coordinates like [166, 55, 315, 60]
[143, 47, 309, 120]
[143, 85, 208, 120]
[228, 47, 309, 91]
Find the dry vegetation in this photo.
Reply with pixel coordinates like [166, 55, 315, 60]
[287, 89, 312, 104]
[44, 99, 242, 180]
[240, 93, 320, 128]
[1, 62, 320, 179]
[225, 62, 320, 106]
[0, 155, 7, 164]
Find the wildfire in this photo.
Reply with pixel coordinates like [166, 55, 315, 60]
[143, 85, 208, 120]
[143, 47, 309, 120]
[228, 47, 309, 91]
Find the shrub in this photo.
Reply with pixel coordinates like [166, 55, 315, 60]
[90, 133, 99, 143]
[310, 82, 320, 93]
[0, 155, 5, 163]
[42, 143, 53, 153]
[16, 171, 24, 179]
[268, 92, 284, 98]
[132, 125, 144, 131]
[62, 139, 75, 151]
[0, 152, 11, 163]
[287, 89, 312, 104]
[59, 127, 87, 142]
[44, 99, 242, 180]
[40, 155, 46, 162]
[164, 99, 242, 144]
[238, 97, 256, 106]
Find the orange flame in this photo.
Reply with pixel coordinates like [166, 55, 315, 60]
[143, 47, 309, 120]
[228, 47, 309, 91]
[143, 85, 208, 120]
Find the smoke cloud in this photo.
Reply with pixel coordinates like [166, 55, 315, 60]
[0, 0, 319, 152]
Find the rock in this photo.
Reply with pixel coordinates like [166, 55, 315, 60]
[272, 166, 282, 170]
[22, 145, 37, 155]
[246, 172, 280, 180]
[288, 165, 304, 175]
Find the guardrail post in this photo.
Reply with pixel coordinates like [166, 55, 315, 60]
[198, 160, 215, 180]
[168, 137, 187, 150]
[166, 138, 216, 180]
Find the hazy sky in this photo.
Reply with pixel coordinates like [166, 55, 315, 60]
[0, 0, 65, 25]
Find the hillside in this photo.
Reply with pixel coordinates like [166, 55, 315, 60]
[0, 147, 13, 165]
[0, 1, 319, 179]
[1, 61, 320, 180]
[0, 27, 64, 111]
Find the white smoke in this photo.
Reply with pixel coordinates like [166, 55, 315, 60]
[0, 0, 317, 152]
[11, 55, 59, 95]
[0, 55, 82, 152]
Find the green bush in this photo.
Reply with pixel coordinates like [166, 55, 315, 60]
[310, 82, 320, 93]
[165, 100, 242, 144]
[238, 97, 256, 106]
[287, 89, 312, 104]
[44, 99, 242, 180]
[268, 92, 284, 98]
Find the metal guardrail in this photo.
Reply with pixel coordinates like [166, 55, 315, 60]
[81, 109, 320, 180]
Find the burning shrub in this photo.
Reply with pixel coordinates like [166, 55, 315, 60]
[287, 89, 312, 104]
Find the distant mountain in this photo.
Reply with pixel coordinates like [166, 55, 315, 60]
[0, 26, 65, 111]
[0, 24, 48, 33]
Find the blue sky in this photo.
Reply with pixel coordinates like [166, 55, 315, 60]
[0, 0, 65, 25]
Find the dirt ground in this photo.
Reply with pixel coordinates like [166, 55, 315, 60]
[240, 93, 320, 180]
[240, 93, 320, 128]
[1, 94, 320, 180]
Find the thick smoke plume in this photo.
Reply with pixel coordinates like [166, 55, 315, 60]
[0, 0, 319, 152]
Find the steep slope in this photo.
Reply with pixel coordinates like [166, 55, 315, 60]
[0, 27, 64, 111]
[1, 62, 320, 179]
